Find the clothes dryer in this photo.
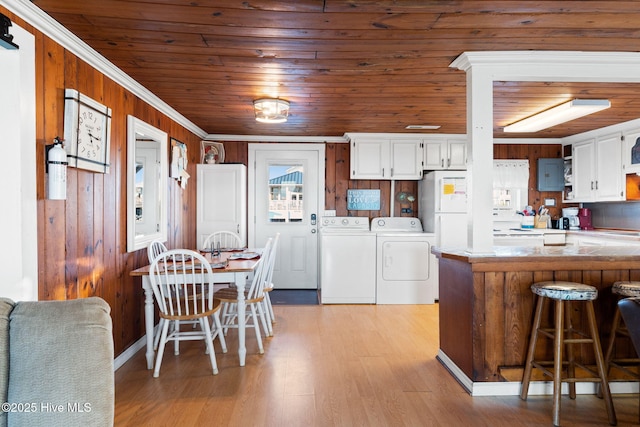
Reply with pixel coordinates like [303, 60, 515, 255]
[371, 217, 437, 304]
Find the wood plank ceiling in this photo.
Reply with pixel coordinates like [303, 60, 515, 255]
[30, 0, 640, 138]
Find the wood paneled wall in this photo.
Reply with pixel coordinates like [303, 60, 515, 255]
[224, 141, 565, 220]
[494, 143, 566, 217]
[7, 6, 566, 359]
[222, 141, 419, 218]
[5, 9, 203, 356]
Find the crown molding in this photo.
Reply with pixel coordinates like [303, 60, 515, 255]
[205, 134, 347, 143]
[1, 0, 207, 139]
[451, 51, 640, 83]
[452, 51, 640, 71]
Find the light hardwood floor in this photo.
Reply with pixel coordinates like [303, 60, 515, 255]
[115, 304, 638, 426]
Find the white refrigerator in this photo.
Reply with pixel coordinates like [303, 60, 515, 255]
[419, 171, 468, 299]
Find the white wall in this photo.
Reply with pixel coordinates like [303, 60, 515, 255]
[0, 23, 37, 301]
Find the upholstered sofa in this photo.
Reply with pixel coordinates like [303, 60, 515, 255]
[0, 297, 114, 427]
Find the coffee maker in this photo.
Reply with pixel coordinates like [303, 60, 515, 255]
[578, 207, 593, 230]
[561, 207, 581, 230]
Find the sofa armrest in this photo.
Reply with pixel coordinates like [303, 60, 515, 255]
[0, 298, 16, 427]
[7, 297, 113, 427]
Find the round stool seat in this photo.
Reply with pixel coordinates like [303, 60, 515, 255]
[531, 281, 597, 301]
[612, 281, 640, 297]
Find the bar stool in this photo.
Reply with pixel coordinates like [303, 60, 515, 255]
[520, 281, 617, 427]
[602, 281, 640, 421]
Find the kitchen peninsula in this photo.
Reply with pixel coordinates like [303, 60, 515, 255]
[433, 244, 640, 396]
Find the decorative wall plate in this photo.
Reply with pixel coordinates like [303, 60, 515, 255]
[201, 141, 225, 164]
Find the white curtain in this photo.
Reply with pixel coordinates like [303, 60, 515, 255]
[493, 160, 529, 189]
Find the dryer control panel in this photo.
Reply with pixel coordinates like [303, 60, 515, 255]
[371, 217, 423, 232]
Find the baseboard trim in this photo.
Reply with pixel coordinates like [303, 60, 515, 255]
[114, 325, 157, 371]
[436, 349, 639, 396]
[114, 336, 146, 371]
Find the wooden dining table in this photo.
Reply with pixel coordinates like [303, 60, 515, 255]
[130, 250, 262, 369]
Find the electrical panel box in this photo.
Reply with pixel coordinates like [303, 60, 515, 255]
[537, 158, 564, 191]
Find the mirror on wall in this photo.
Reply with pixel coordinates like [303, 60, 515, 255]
[127, 115, 168, 252]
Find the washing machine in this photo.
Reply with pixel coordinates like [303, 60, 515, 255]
[319, 217, 376, 304]
[371, 217, 437, 304]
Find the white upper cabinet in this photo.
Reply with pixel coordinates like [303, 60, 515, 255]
[350, 137, 423, 180]
[389, 139, 424, 179]
[622, 127, 640, 174]
[423, 136, 467, 170]
[571, 138, 595, 201]
[572, 133, 624, 202]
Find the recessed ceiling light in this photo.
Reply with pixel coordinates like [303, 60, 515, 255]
[405, 125, 441, 130]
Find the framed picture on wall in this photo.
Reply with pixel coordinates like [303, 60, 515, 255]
[200, 141, 225, 164]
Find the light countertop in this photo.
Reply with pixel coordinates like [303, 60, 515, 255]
[433, 244, 640, 261]
[493, 228, 566, 235]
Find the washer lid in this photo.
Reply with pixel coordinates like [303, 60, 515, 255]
[371, 217, 423, 232]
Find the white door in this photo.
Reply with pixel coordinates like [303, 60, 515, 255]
[249, 144, 325, 289]
[196, 164, 247, 248]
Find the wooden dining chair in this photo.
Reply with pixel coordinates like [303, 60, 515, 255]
[147, 239, 169, 350]
[214, 238, 272, 354]
[261, 233, 280, 335]
[149, 249, 227, 377]
[147, 239, 168, 263]
[202, 231, 242, 251]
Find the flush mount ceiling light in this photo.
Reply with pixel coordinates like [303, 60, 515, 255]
[503, 99, 611, 133]
[253, 98, 290, 123]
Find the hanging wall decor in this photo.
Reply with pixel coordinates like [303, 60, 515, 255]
[200, 141, 225, 164]
[170, 138, 189, 188]
[63, 89, 112, 173]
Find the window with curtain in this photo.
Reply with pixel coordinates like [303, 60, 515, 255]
[493, 160, 529, 212]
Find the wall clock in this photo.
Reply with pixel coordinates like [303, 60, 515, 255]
[63, 88, 112, 173]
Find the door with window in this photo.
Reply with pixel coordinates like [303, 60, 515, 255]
[249, 144, 325, 289]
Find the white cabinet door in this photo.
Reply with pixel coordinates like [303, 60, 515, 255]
[197, 164, 247, 248]
[423, 137, 466, 170]
[350, 138, 423, 179]
[447, 138, 467, 169]
[423, 139, 446, 169]
[390, 139, 423, 179]
[572, 139, 596, 202]
[350, 139, 388, 179]
[595, 133, 624, 201]
[572, 134, 624, 202]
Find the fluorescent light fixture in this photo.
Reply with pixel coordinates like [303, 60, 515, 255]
[253, 98, 289, 123]
[503, 99, 611, 133]
[405, 125, 441, 130]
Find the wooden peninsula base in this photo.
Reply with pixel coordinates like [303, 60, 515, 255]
[433, 245, 640, 396]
